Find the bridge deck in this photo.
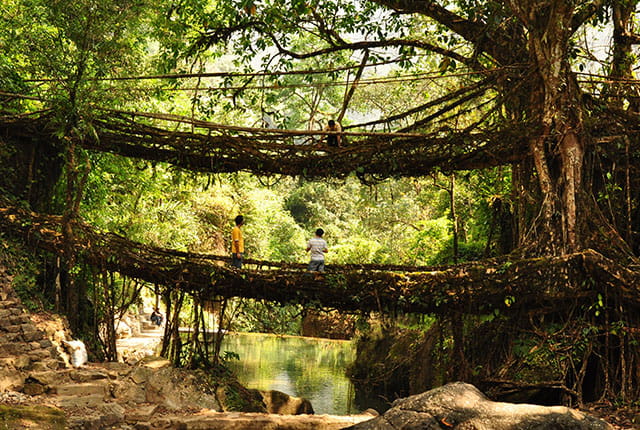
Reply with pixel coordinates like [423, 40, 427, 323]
[0, 111, 527, 180]
[2, 200, 638, 316]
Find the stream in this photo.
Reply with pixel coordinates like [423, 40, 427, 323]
[221, 332, 358, 415]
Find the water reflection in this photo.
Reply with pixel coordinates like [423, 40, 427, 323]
[221, 332, 357, 415]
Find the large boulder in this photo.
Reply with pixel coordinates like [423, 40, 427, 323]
[126, 358, 222, 411]
[258, 389, 314, 415]
[347, 382, 612, 430]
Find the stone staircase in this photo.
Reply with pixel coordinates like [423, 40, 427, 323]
[0, 267, 66, 391]
[0, 268, 376, 429]
[23, 364, 130, 429]
[24, 366, 113, 393]
[116, 316, 163, 363]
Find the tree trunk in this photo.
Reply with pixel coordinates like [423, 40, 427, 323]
[62, 140, 80, 331]
[449, 174, 458, 263]
[607, 1, 640, 250]
[508, 0, 585, 256]
[102, 271, 117, 361]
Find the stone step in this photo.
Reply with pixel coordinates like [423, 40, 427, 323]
[68, 368, 114, 382]
[54, 381, 109, 397]
[56, 393, 106, 408]
[124, 404, 159, 422]
[140, 322, 159, 331]
[29, 367, 112, 386]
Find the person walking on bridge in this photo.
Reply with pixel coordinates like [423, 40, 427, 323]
[306, 228, 328, 275]
[231, 215, 245, 268]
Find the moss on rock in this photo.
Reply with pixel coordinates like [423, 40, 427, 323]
[0, 404, 66, 429]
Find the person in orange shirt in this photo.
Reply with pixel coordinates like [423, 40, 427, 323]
[231, 215, 245, 268]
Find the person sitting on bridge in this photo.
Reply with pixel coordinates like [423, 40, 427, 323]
[306, 228, 328, 275]
[323, 119, 342, 147]
[150, 307, 163, 326]
[231, 215, 245, 269]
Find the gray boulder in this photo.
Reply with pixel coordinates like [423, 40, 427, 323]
[347, 382, 612, 430]
[258, 389, 314, 415]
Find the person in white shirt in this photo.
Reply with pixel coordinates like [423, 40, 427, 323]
[306, 228, 329, 272]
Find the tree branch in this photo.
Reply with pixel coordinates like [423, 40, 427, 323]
[267, 34, 475, 67]
[371, 0, 519, 64]
[372, 0, 488, 43]
[337, 50, 369, 123]
[618, 32, 640, 45]
[569, 0, 607, 35]
[346, 76, 496, 130]
[309, 5, 348, 46]
[399, 87, 490, 132]
[195, 20, 265, 50]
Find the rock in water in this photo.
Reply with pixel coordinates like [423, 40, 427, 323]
[258, 389, 314, 415]
[346, 382, 612, 430]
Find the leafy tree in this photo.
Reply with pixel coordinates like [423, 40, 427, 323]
[182, 0, 640, 259]
[1, 0, 156, 119]
[177, 0, 640, 403]
[0, 0, 165, 334]
[4, 0, 640, 406]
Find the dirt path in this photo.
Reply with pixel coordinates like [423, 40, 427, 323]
[116, 325, 163, 363]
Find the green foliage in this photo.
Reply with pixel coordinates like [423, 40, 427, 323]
[0, 233, 50, 311]
[331, 237, 384, 264]
[192, 1, 407, 63]
[243, 185, 306, 262]
[82, 156, 234, 251]
[510, 336, 565, 381]
[430, 240, 486, 265]
[231, 299, 302, 335]
[395, 312, 437, 331]
[410, 217, 452, 264]
[0, 405, 66, 429]
[80, 157, 507, 271]
[0, 0, 157, 125]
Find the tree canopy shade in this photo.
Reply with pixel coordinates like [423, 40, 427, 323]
[5, 0, 640, 258]
[181, 0, 640, 258]
[4, 0, 640, 408]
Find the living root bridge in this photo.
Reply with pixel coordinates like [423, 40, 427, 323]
[2, 199, 639, 317]
[0, 111, 527, 180]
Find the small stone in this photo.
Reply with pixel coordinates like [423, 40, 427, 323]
[28, 349, 52, 361]
[24, 331, 43, 342]
[125, 404, 158, 422]
[14, 355, 31, 369]
[4, 324, 21, 333]
[99, 402, 125, 427]
[149, 417, 175, 429]
[22, 382, 46, 395]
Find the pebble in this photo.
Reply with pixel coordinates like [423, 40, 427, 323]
[0, 390, 32, 404]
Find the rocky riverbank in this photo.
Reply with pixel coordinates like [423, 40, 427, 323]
[0, 265, 633, 429]
[0, 265, 376, 429]
[1, 358, 377, 429]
